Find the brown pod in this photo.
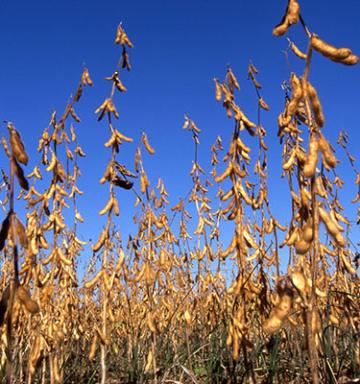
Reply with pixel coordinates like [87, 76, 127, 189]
[273, 21, 289, 37]
[1, 136, 11, 157]
[142, 133, 155, 155]
[290, 271, 306, 294]
[302, 220, 314, 243]
[263, 315, 283, 334]
[28, 335, 41, 375]
[295, 238, 310, 255]
[286, 73, 303, 117]
[318, 133, 337, 168]
[319, 207, 345, 247]
[89, 335, 98, 360]
[112, 177, 133, 190]
[272, 0, 300, 36]
[16, 286, 40, 314]
[214, 79, 222, 101]
[92, 228, 107, 252]
[306, 81, 325, 127]
[287, 0, 300, 24]
[311, 35, 352, 61]
[81, 67, 93, 86]
[289, 41, 307, 60]
[337, 54, 359, 66]
[8, 124, 29, 165]
[303, 134, 319, 178]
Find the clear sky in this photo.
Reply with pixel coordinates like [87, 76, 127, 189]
[0, 0, 359, 268]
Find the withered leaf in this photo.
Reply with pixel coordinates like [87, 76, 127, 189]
[112, 177, 133, 190]
[14, 158, 29, 191]
[0, 212, 11, 251]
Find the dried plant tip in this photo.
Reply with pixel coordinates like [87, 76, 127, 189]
[115, 24, 134, 48]
[81, 67, 93, 86]
[227, 68, 240, 91]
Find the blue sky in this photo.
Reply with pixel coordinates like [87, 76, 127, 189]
[0, 0, 359, 269]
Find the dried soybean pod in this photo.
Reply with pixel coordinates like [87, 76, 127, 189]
[303, 134, 319, 178]
[287, 0, 300, 24]
[144, 349, 154, 373]
[28, 335, 41, 375]
[272, 0, 300, 36]
[16, 286, 40, 314]
[302, 219, 314, 243]
[263, 315, 283, 334]
[89, 335, 98, 360]
[286, 73, 303, 117]
[214, 79, 222, 101]
[311, 35, 352, 61]
[8, 123, 29, 165]
[337, 54, 359, 66]
[92, 228, 107, 252]
[215, 163, 232, 183]
[285, 226, 299, 246]
[295, 238, 310, 255]
[340, 252, 356, 274]
[142, 133, 155, 155]
[319, 207, 345, 247]
[306, 81, 325, 127]
[282, 149, 296, 171]
[81, 67, 93, 86]
[84, 270, 104, 289]
[1, 136, 11, 157]
[273, 18, 289, 37]
[318, 133, 337, 168]
[290, 271, 306, 294]
[289, 40, 307, 60]
[99, 195, 113, 215]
